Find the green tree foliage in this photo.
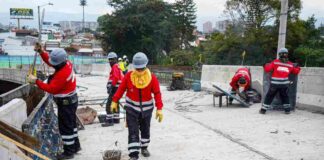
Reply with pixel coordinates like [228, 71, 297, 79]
[199, 0, 324, 67]
[173, 0, 197, 49]
[98, 0, 197, 64]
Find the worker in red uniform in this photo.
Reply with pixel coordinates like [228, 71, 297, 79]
[27, 44, 80, 159]
[229, 67, 254, 104]
[106, 52, 124, 125]
[110, 52, 163, 160]
[260, 48, 301, 114]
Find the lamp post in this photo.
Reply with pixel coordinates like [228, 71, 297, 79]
[38, 2, 53, 42]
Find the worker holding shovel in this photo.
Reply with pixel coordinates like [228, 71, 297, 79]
[27, 43, 80, 160]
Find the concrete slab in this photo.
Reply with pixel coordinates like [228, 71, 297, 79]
[0, 98, 27, 160]
[74, 75, 324, 160]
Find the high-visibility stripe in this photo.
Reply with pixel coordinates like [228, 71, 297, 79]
[141, 143, 149, 147]
[262, 104, 270, 109]
[271, 81, 290, 84]
[129, 149, 140, 153]
[126, 97, 153, 106]
[274, 62, 293, 68]
[74, 128, 78, 132]
[54, 90, 76, 98]
[143, 106, 154, 111]
[271, 77, 289, 80]
[63, 140, 75, 145]
[283, 104, 290, 108]
[141, 139, 150, 142]
[62, 135, 75, 139]
[126, 102, 154, 112]
[128, 142, 140, 148]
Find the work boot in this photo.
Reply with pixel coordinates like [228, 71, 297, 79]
[141, 148, 150, 157]
[228, 100, 233, 105]
[56, 153, 74, 160]
[74, 147, 82, 154]
[284, 108, 291, 114]
[259, 108, 266, 114]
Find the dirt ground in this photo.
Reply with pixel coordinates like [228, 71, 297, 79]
[74, 75, 324, 160]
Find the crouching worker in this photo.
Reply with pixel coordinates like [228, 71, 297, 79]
[229, 67, 253, 105]
[106, 52, 124, 125]
[27, 43, 80, 159]
[260, 48, 301, 114]
[110, 52, 163, 160]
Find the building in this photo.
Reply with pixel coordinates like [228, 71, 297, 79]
[203, 21, 213, 34]
[59, 21, 98, 32]
[215, 20, 230, 33]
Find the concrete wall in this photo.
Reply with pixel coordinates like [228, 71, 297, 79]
[0, 99, 27, 160]
[201, 65, 324, 112]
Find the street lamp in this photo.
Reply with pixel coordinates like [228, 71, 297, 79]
[38, 2, 53, 42]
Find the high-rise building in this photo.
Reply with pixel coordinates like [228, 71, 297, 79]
[203, 21, 213, 34]
[59, 21, 98, 32]
[215, 20, 230, 33]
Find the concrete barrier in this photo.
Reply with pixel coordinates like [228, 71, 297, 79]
[91, 64, 110, 76]
[0, 99, 27, 160]
[201, 65, 324, 113]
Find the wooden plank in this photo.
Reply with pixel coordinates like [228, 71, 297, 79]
[0, 120, 39, 149]
[0, 132, 50, 160]
[0, 141, 33, 160]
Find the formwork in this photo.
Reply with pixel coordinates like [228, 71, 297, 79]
[0, 68, 62, 159]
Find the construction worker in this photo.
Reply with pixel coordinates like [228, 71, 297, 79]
[106, 52, 124, 124]
[229, 67, 254, 105]
[260, 48, 301, 114]
[27, 44, 80, 159]
[118, 57, 126, 75]
[122, 55, 129, 75]
[110, 52, 163, 160]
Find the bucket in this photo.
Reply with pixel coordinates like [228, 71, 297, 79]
[192, 80, 201, 92]
[102, 150, 121, 160]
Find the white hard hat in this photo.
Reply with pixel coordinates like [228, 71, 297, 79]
[132, 52, 148, 69]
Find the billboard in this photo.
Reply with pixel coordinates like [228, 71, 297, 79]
[10, 8, 33, 19]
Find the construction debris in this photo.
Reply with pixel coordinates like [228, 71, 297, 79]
[76, 106, 97, 125]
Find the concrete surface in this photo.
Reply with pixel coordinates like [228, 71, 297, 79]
[201, 65, 324, 113]
[74, 75, 324, 160]
[0, 98, 28, 160]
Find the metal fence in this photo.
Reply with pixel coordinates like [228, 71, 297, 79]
[0, 55, 108, 68]
[153, 70, 201, 87]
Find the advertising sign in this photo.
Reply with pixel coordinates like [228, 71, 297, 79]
[10, 8, 34, 19]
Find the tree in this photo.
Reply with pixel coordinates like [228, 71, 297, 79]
[173, 0, 197, 49]
[80, 0, 87, 33]
[98, 0, 197, 64]
[98, 0, 176, 63]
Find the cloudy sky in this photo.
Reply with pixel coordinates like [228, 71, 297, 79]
[1, 0, 324, 30]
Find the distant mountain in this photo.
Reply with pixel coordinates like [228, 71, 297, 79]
[0, 12, 101, 28]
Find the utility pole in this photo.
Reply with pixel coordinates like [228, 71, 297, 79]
[38, 6, 41, 41]
[277, 0, 289, 58]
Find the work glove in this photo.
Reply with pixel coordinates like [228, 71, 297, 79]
[34, 42, 43, 53]
[110, 101, 118, 113]
[27, 74, 37, 84]
[155, 110, 163, 123]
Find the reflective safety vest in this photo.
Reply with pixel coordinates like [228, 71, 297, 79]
[112, 71, 163, 115]
[36, 51, 76, 98]
[264, 59, 301, 85]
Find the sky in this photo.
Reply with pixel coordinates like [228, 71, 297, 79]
[1, 0, 324, 30]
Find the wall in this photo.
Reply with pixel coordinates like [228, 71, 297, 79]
[201, 65, 324, 113]
[0, 99, 27, 160]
